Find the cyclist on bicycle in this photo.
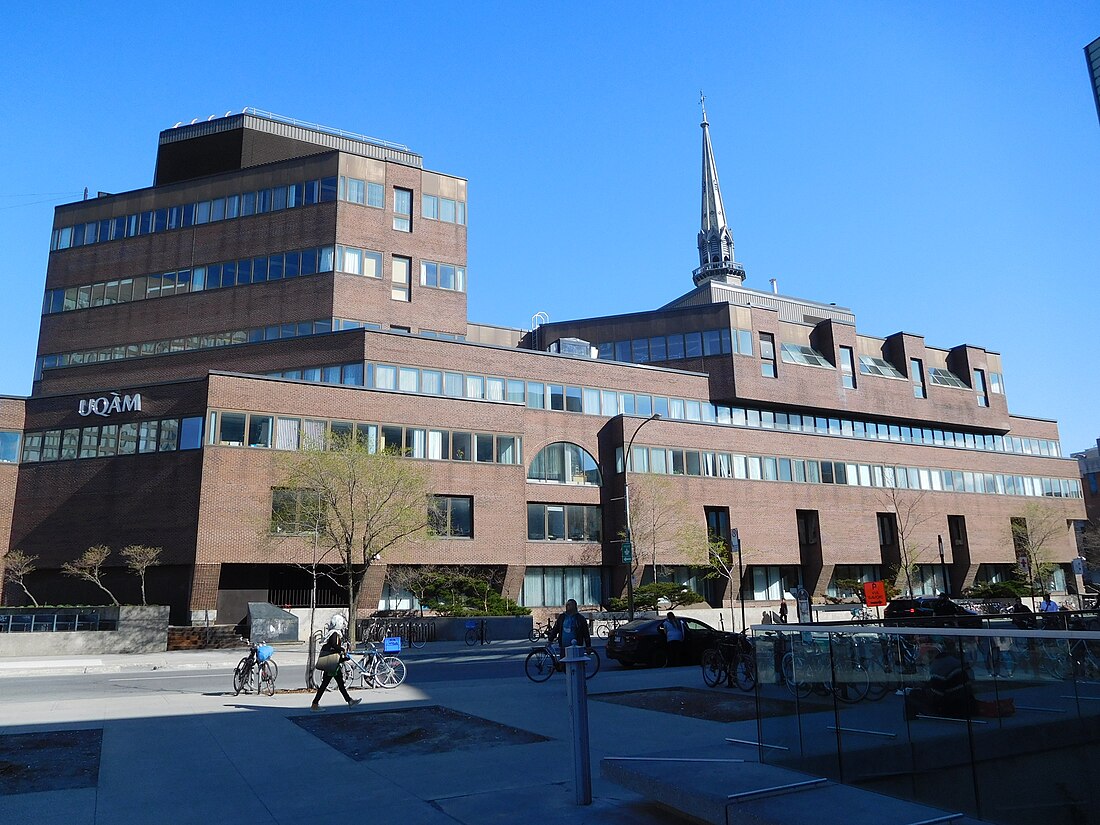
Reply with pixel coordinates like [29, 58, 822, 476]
[547, 599, 592, 660]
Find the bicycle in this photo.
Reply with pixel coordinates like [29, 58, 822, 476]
[781, 633, 870, 703]
[701, 631, 756, 691]
[465, 619, 490, 646]
[233, 642, 277, 696]
[525, 644, 600, 682]
[595, 612, 629, 638]
[529, 617, 554, 642]
[321, 642, 407, 690]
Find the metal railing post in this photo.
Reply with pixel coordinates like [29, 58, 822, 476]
[564, 642, 592, 804]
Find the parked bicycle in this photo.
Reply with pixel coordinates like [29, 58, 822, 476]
[525, 644, 600, 682]
[529, 617, 554, 642]
[701, 630, 755, 691]
[594, 612, 630, 638]
[233, 642, 277, 696]
[320, 641, 407, 691]
[465, 619, 490, 646]
[781, 632, 870, 703]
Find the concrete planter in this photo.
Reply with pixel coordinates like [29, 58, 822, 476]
[0, 605, 169, 656]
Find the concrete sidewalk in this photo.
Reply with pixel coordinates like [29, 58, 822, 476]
[0, 649, 993, 825]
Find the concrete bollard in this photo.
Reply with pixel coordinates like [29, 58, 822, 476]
[563, 641, 592, 805]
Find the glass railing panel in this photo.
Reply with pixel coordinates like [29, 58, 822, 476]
[754, 630, 810, 768]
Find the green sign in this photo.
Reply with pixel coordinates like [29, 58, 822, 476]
[621, 541, 633, 563]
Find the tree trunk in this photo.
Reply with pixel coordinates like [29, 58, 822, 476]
[19, 582, 38, 607]
[346, 563, 358, 649]
[95, 578, 119, 606]
[140, 574, 147, 606]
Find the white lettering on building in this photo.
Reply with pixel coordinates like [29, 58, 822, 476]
[78, 392, 142, 418]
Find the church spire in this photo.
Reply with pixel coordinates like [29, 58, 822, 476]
[694, 92, 745, 287]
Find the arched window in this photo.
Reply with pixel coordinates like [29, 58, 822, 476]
[527, 442, 602, 486]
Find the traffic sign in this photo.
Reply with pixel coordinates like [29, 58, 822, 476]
[621, 540, 633, 563]
[730, 528, 741, 552]
[864, 581, 888, 607]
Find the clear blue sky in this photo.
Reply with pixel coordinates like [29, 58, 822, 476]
[1, 3, 1097, 453]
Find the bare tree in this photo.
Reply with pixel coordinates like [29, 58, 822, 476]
[3, 550, 39, 607]
[121, 545, 163, 606]
[877, 487, 933, 596]
[1011, 501, 1071, 595]
[702, 536, 741, 630]
[1080, 519, 1100, 572]
[626, 473, 696, 585]
[62, 545, 120, 606]
[276, 433, 431, 648]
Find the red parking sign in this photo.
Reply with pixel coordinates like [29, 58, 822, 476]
[864, 581, 888, 607]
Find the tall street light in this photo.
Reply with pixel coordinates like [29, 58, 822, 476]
[623, 413, 661, 620]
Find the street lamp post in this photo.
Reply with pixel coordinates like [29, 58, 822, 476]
[623, 413, 661, 620]
[938, 534, 949, 597]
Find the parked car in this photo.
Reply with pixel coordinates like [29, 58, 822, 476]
[605, 617, 723, 668]
[883, 596, 981, 628]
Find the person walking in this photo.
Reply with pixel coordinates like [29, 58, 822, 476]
[778, 599, 788, 624]
[660, 611, 686, 667]
[547, 599, 592, 660]
[311, 631, 362, 711]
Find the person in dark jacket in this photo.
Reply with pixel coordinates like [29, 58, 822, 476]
[311, 632, 362, 711]
[547, 599, 592, 657]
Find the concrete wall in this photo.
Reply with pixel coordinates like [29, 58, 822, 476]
[0, 605, 169, 656]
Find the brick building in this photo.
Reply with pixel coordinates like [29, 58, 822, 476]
[0, 108, 1087, 625]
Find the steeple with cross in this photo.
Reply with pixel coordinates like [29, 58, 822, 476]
[694, 92, 745, 287]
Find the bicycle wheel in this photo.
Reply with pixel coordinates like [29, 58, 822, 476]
[465, 628, 478, 646]
[831, 658, 870, 704]
[583, 649, 600, 679]
[376, 656, 407, 688]
[259, 662, 276, 696]
[342, 660, 362, 690]
[525, 649, 555, 682]
[701, 648, 725, 688]
[232, 658, 250, 695]
[410, 625, 426, 649]
[782, 653, 813, 698]
[596, 623, 609, 638]
[529, 627, 542, 643]
[733, 653, 757, 692]
[263, 659, 278, 681]
[860, 657, 893, 701]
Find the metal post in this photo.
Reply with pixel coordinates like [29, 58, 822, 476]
[938, 534, 948, 597]
[623, 413, 661, 620]
[564, 642, 592, 805]
[734, 534, 745, 633]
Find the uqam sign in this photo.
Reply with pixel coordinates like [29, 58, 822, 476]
[78, 392, 141, 417]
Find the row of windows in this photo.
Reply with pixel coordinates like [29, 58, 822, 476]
[273, 487, 475, 539]
[50, 177, 338, 252]
[521, 567, 603, 608]
[421, 193, 467, 225]
[20, 417, 203, 463]
[781, 343, 832, 368]
[596, 328, 752, 363]
[527, 503, 602, 542]
[210, 410, 522, 464]
[354, 360, 1055, 457]
[42, 246, 334, 316]
[621, 443, 1083, 499]
[37, 318, 359, 377]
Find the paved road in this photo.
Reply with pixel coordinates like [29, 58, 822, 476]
[0, 644, 630, 702]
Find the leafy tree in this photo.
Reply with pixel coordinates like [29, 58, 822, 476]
[701, 536, 742, 629]
[626, 473, 698, 586]
[419, 566, 529, 616]
[609, 582, 704, 613]
[62, 545, 119, 606]
[120, 545, 163, 606]
[3, 550, 39, 607]
[276, 433, 432, 647]
[1011, 502, 1070, 595]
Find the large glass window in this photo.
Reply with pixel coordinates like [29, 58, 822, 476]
[527, 441, 601, 486]
[392, 256, 411, 301]
[0, 431, 20, 463]
[429, 495, 473, 538]
[527, 503, 601, 541]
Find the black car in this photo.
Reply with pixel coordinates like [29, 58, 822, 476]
[605, 617, 723, 668]
[883, 596, 981, 628]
